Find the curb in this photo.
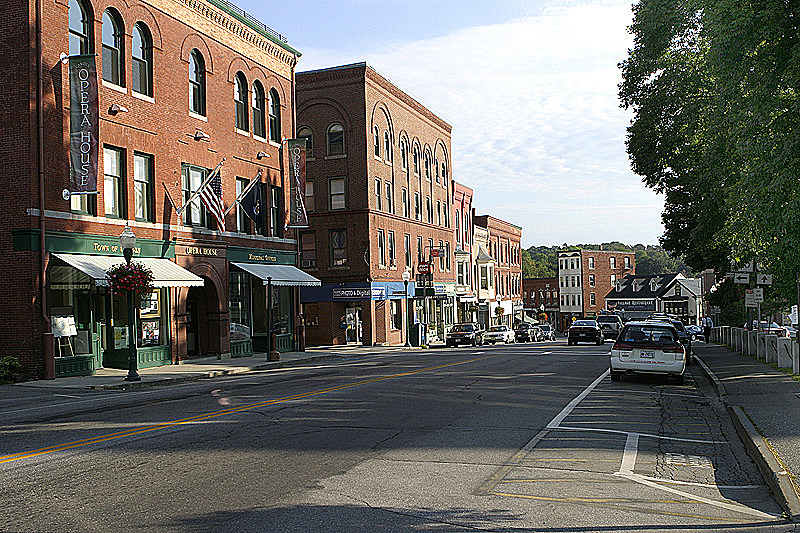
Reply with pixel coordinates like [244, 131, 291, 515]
[695, 349, 800, 521]
[727, 404, 800, 521]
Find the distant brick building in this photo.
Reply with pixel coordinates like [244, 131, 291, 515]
[473, 215, 523, 329]
[452, 181, 475, 322]
[3, 0, 311, 379]
[522, 277, 560, 331]
[296, 63, 456, 346]
[558, 249, 635, 330]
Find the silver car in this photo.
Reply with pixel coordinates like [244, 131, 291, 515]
[610, 321, 686, 384]
[483, 325, 515, 344]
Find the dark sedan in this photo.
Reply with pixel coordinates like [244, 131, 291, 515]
[568, 319, 604, 346]
[514, 323, 539, 342]
[446, 323, 483, 347]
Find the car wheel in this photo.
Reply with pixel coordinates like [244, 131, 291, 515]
[610, 370, 622, 381]
[471, 338, 477, 347]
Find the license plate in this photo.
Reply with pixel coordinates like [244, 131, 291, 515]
[640, 350, 655, 358]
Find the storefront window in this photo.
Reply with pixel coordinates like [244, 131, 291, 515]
[138, 290, 166, 347]
[49, 264, 95, 355]
[229, 271, 251, 339]
[252, 284, 292, 336]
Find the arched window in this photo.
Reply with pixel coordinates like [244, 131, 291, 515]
[268, 88, 281, 143]
[189, 49, 206, 116]
[435, 157, 440, 184]
[102, 9, 124, 86]
[298, 126, 313, 158]
[69, 0, 92, 55]
[252, 81, 266, 138]
[234, 72, 248, 131]
[413, 145, 420, 174]
[400, 139, 408, 171]
[441, 159, 448, 181]
[373, 126, 380, 157]
[424, 151, 432, 181]
[455, 212, 460, 244]
[384, 131, 391, 162]
[327, 123, 344, 156]
[131, 23, 152, 96]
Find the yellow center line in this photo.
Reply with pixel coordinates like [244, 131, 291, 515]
[0, 355, 495, 465]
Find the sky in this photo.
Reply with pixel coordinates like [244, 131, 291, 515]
[233, 0, 665, 248]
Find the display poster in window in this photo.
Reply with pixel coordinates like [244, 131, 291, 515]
[69, 55, 98, 193]
[285, 138, 309, 228]
[140, 320, 160, 346]
[114, 326, 128, 349]
[140, 291, 159, 316]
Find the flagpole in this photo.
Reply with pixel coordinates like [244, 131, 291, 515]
[175, 158, 225, 216]
[223, 169, 262, 216]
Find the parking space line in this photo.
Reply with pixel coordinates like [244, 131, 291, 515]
[555, 425, 726, 444]
[619, 433, 639, 475]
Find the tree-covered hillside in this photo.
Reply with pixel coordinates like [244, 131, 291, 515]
[521, 244, 688, 279]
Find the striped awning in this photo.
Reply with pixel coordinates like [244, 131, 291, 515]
[231, 262, 321, 287]
[53, 253, 204, 288]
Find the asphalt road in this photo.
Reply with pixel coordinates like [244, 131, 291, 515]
[0, 340, 795, 532]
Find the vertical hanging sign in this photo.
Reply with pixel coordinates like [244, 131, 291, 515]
[69, 55, 98, 194]
[285, 138, 308, 228]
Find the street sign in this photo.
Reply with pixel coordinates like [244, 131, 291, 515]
[756, 274, 773, 286]
[753, 288, 764, 303]
[733, 272, 750, 284]
[417, 262, 430, 274]
[745, 290, 757, 308]
[430, 248, 439, 258]
[732, 260, 755, 273]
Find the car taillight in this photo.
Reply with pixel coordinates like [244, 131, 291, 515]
[612, 342, 632, 350]
[662, 344, 684, 354]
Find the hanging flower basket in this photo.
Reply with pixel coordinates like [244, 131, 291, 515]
[106, 261, 154, 299]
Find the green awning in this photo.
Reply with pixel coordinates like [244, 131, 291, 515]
[231, 262, 321, 287]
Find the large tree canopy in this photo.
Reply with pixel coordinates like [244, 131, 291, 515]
[620, 0, 800, 303]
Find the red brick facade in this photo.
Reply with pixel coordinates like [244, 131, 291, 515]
[296, 63, 456, 346]
[473, 215, 523, 326]
[3, 0, 302, 377]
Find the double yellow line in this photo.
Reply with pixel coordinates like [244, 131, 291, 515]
[0, 355, 494, 465]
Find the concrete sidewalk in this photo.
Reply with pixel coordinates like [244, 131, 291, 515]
[12, 344, 419, 391]
[694, 341, 800, 520]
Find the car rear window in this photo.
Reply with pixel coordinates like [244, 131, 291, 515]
[451, 324, 474, 333]
[621, 325, 676, 345]
[489, 326, 505, 332]
[597, 316, 620, 323]
[573, 321, 596, 327]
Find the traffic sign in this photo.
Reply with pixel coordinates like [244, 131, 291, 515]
[417, 262, 430, 274]
[430, 248, 439, 258]
[745, 291, 757, 308]
[753, 288, 764, 303]
[756, 274, 773, 286]
[733, 272, 750, 284]
[732, 260, 755, 273]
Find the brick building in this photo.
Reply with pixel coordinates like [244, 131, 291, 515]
[4, 0, 317, 379]
[473, 215, 523, 329]
[558, 249, 635, 330]
[522, 277, 560, 331]
[295, 63, 456, 346]
[452, 181, 475, 323]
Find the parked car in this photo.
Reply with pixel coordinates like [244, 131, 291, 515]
[568, 320, 604, 346]
[446, 323, 483, 347]
[597, 314, 624, 340]
[647, 314, 692, 363]
[610, 321, 687, 384]
[539, 324, 557, 341]
[484, 325, 515, 344]
[685, 324, 704, 341]
[514, 323, 538, 342]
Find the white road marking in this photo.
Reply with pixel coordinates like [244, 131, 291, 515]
[632, 474, 761, 490]
[555, 425, 726, 444]
[618, 433, 639, 475]
[547, 370, 610, 429]
[52, 394, 82, 399]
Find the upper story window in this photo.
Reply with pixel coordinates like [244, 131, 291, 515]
[441, 160, 448, 182]
[400, 139, 408, 170]
[329, 177, 345, 210]
[610, 257, 616, 269]
[69, 0, 93, 55]
[373, 126, 380, 157]
[103, 146, 125, 219]
[268, 89, 281, 143]
[131, 23, 152, 96]
[402, 188, 409, 218]
[102, 9, 124, 86]
[455, 212, 461, 244]
[424, 151, 432, 181]
[413, 145, 420, 174]
[234, 72, 249, 132]
[624, 256, 631, 269]
[588, 257, 594, 269]
[384, 131, 392, 162]
[375, 179, 382, 210]
[327, 123, 344, 156]
[385, 181, 393, 213]
[252, 81, 266, 138]
[188, 50, 206, 116]
[298, 126, 312, 158]
[589, 274, 595, 287]
[304, 180, 314, 212]
[134, 152, 154, 222]
[435, 157, 440, 184]
[414, 192, 421, 220]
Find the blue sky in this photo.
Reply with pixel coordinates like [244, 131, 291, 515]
[234, 0, 665, 247]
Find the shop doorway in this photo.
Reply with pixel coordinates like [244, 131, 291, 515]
[345, 307, 362, 344]
[185, 281, 221, 358]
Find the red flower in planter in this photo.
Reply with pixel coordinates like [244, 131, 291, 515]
[106, 262, 155, 299]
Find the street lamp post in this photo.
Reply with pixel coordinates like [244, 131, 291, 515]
[402, 270, 411, 347]
[119, 224, 140, 382]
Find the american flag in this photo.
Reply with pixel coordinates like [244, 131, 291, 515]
[200, 168, 225, 231]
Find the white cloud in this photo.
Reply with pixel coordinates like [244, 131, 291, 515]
[297, 2, 664, 247]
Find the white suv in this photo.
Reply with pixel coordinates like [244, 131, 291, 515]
[610, 321, 686, 384]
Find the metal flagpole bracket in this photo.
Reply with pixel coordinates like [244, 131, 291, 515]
[62, 188, 71, 200]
